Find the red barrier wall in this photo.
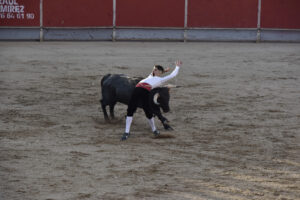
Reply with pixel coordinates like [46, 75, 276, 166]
[43, 0, 112, 27]
[261, 0, 300, 29]
[188, 0, 258, 28]
[1, 0, 300, 31]
[116, 0, 185, 27]
[0, 0, 39, 26]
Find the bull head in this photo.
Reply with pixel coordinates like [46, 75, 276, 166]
[151, 88, 170, 113]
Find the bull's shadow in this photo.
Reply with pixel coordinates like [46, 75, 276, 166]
[154, 134, 175, 139]
[100, 74, 173, 130]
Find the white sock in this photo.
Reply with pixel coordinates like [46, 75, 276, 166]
[148, 117, 156, 132]
[125, 116, 133, 133]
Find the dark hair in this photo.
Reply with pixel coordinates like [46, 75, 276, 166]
[154, 65, 164, 73]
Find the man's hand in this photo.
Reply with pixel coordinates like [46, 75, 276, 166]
[175, 60, 182, 67]
[164, 60, 182, 73]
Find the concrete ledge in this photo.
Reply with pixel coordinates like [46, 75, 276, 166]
[187, 29, 257, 42]
[1, 27, 300, 42]
[0, 28, 40, 40]
[261, 29, 300, 42]
[43, 28, 112, 41]
[116, 28, 184, 41]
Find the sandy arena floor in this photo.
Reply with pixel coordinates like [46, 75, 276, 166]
[0, 42, 299, 200]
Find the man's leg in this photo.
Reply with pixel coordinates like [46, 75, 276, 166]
[147, 117, 157, 132]
[142, 97, 160, 137]
[125, 116, 133, 133]
[121, 88, 139, 140]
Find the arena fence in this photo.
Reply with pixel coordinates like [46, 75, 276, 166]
[0, 0, 299, 42]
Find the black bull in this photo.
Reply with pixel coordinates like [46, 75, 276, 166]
[100, 74, 173, 130]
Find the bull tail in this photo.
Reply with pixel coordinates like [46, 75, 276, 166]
[101, 74, 111, 87]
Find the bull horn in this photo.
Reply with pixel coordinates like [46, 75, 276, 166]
[165, 84, 177, 88]
[153, 93, 160, 105]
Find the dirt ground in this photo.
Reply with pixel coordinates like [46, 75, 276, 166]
[0, 42, 299, 200]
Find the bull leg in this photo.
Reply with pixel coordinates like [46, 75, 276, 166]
[109, 102, 116, 120]
[155, 112, 173, 131]
[100, 99, 109, 121]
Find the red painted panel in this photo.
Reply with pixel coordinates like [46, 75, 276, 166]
[43, 0, 112, 27]
[188, 0, 258, 28]
[0, 0, 39, 26]
[261, 0, 300, 29]
[116, 0, 185, 27]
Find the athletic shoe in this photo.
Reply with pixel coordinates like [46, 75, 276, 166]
[153, 130, 160, 137]
[121, 132, 130, 141]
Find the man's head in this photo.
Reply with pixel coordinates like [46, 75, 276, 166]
[152, 65, 165, 76]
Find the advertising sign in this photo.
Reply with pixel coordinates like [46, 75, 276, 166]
[0, 0, 39, 26]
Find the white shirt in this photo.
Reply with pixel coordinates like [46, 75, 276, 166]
[139, 66, 180, 89]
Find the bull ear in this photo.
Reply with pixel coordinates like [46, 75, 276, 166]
[153, 93, 160, 105]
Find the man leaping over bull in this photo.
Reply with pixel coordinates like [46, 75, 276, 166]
[122, 60, 182, 141]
